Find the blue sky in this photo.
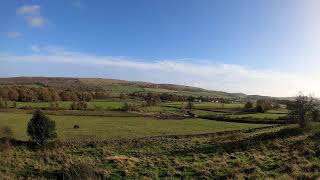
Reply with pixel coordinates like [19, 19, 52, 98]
[1, 0, 320, 96]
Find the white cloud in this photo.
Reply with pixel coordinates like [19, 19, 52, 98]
[1, 47, 319, 97]
[5, 32, 21, 38]
[16, 5, 47, 28]
[16, 5, 40, 15]
[25, 16, 46, 27]
[30, 45, 41, 53]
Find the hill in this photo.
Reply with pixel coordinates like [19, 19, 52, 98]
[0, 77, 274, 100]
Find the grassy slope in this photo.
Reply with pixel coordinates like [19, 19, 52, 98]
[1, 125, 320, 179]
[0, 112, 267, 141]
[79, 78, 240, 98]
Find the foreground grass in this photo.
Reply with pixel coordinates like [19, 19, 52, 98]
[1, 124, 320, 179]
[0, 112, 267, 141]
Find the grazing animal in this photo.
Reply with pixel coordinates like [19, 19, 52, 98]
[73, 125, 80, 129]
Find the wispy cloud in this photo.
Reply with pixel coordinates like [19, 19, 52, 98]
[16, 5, 47, 28]
[16, 5, 40, 15]
[5, 31, 21, 38]
[25, 16, 46, 27]
[71, 0, 85, 9]
[0, 47, 317, 97]
[30, 45, 41, 53]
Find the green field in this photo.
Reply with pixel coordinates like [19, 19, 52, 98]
[163, 102, 244, 109]
[0, 112, 268, 141]
[9, 100, 140, 110]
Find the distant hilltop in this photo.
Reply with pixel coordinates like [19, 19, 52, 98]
[0, 77, 292, 101]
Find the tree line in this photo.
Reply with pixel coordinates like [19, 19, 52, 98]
[0, 86, 96, 102]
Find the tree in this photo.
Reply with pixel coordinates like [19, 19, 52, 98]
[70, 101, 77, 110]
[122, 102, 131, 111]
[256, 99, 272, 112]
[256, 104, 265, 113]
[186, 100, 195, 112]
[119, 93, 127, 101]
[77, 101, 88, 110]
[8, 89, 19, 101]
[244, 102, 253, 109]
[27, 109, 57, 146]
[13, 101, 17, 108]
[288, 94, 319, 128]
[0, 98, 4, 108]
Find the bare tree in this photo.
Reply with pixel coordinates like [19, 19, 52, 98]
[288, 93, 319, 128]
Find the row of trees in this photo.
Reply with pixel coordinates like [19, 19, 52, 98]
[0, 86, 95, 102]
[244, 94, 320, 128]
[244, 99, 281, 113]
[130, 92, 237, 103]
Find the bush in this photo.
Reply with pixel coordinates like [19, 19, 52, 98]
[0, 126, 13, 149]
[256, 105, 265, 113]
[61, 163, 100, 179]
[122, 103, 137, 111]
[244, 102, 253, 109]
[0, 126, 13, 138]
[288, 94, 319, 128]
[0, 98, 4, 108]
[27, 109, 57, 146]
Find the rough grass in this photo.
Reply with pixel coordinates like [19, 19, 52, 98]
[0, 112, 268, 141]
[1, 124, 320, 179]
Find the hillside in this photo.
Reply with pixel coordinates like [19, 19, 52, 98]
[0, 77, 271, 100]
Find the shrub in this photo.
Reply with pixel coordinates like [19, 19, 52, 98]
[256, 104, 265, 113]
[0, 98, 4, 108]
[13, 101, 17, 108]
[61, 163, 100, 179]
[244, 102, 253, 109]
[70, 101, 77, 110]
[122, 103, 137, 111]
[27, 109, 57, 146]
[48, 101, 59, 110]
[288, 94, 319, 128]
[0, 126, 13, 138]
[0, 126, 13, 149]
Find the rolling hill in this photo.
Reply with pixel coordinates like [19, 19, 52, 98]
[0, 77, 274, 100]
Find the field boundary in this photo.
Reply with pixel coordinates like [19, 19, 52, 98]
[199, 116, 287, 124]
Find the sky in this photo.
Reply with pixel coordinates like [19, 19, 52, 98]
[1, 0, 320, 97]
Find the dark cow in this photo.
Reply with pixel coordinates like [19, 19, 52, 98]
[74, 125, 80, 129]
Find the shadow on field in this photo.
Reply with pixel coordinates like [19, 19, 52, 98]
[18, 163, 104, 179]
[170, 127, 304, 155]
[0, 138, 64, 151]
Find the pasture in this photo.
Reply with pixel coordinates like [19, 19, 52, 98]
[0, 111, 268, 141]
[163, 102, 243, 108]
[8, 100, 139, 110]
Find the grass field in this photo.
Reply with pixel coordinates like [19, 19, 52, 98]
[2, 124, 320, 179]
[0, 112, 268, 141]
[162, 102, 244, 109]
[9, 100, 141, 110]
